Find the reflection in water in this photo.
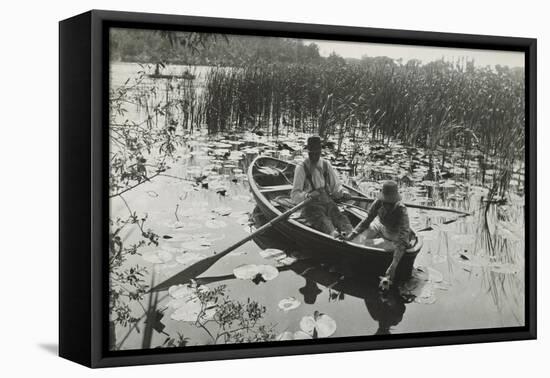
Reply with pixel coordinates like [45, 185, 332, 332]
[252, 209, 409, 335]
[299, 279, 323, 305]
[108, 64, 525, 348]
[366, 290, 406, 335]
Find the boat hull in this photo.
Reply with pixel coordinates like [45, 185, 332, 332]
[248, 156, 421, 280]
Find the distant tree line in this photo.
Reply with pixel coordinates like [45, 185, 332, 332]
[110, 28, 323, 66]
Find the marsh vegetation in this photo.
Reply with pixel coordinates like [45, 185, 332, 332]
[108, 31, 525, 350]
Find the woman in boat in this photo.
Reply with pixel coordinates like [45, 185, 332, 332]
[346, 180, 414, 290]
[290, 135, 353, 239]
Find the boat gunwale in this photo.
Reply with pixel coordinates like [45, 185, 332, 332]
[247, 155, 422, 257]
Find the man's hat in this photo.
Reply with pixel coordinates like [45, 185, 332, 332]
[378, 180, 402, 203]
[305, 135, 322, 152]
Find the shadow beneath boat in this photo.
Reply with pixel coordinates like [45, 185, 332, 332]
[251, 206, 410, 335]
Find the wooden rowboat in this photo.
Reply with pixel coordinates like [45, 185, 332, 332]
[247, 156, 423, 279]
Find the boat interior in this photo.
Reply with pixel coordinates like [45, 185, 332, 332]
[251, 157, 398, 251]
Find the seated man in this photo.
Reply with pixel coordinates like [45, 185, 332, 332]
[346, 181, 413, 290]
[290, 135, 353, 239]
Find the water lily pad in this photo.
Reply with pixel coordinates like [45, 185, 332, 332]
[170, 297, 216, 322]
[489, 263, 521, 274]
[497, 223, 523, 242]
[276, 331, 295, 341]
[299, 311, 337, 338]
[168, 284, 198, 299]
[278, 297, 301, 312]
[450, 234, 476, 245]
[277, 256, 298, 266]
[414, 284, 437, 304]
[257, 265, 279, 280]
[205, 220, 227, 229]
[147, 190, 159, 198]
[180, 183, 196, 193]
[234, 215, 250, 226]
[175, 252, 206, 266]
[433, 281, 452, 291]
[212, 206, 232, 216]
[179, 207, 206, 217]
[451, 250, 491, 267]
[180, 240, 211, 251]
[232, 194, 252, 202]
[427, 267, 444, 283]
[142, 250, 173, 264]
[167, 221, 202, 231]
[233, 264, 260, 280]
[411, 266, 430, 281]
[233, 264, 279, 282]
[160, 244, 181, 253]
[160, 260, 179, 269]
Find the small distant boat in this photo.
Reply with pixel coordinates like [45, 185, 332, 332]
[248, 156, 423, 279]
[147, 71, 196, 80]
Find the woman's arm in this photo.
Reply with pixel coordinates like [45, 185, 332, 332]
[384, 205, 411, 281]
[346, 200, 381, 240]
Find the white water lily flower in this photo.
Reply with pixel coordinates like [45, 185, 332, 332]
[205, 220, 227, 229]
[260, 248, 286, 260]
[299, 312, 337, 338]
[278, 297, 301, 312]
[142, 250, 173, 264]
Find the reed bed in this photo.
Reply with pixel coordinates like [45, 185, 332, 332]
[198, 59, 524, 192]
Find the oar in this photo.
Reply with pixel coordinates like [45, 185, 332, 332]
[345, 201, 472, 241]
[348, 196, 470, 216]
[151, 197, 313, 292]
[415, 212, 471, 233]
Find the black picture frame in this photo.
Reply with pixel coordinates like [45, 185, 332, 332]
[59, 9, 537, 368]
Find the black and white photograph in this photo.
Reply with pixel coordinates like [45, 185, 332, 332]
[107, 26, 527, 351]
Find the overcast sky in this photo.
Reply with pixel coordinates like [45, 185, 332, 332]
[312, 40, 524, 68]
